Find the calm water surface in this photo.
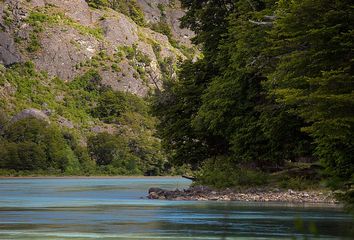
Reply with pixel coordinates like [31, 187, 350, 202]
[0, 177, 353, 239]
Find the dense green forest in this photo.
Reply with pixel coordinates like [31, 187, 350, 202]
[152, 0, 353, 203]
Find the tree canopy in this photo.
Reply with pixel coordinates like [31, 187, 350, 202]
[153, 0, 354, 202]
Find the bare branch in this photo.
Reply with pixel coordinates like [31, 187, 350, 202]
[249, 20, 273, 26]
[148, 70, 161, 92]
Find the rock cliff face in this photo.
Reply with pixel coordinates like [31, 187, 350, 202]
[136, 0, 194, 46]
[0, 0, 193, 96]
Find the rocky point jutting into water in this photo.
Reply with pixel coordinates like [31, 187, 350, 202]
[148, 186, 338, 204]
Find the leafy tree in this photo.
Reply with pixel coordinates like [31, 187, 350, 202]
[93, 90, 129, 123]
[87, 132, 141, 173]
[3, 117, 48, 143]
[0, 141, 19, 169]
[152, 60, 226, 168]
[70, 70, 102, 92]
[16, 142, 47, 170]
[94, 90, 149, 123]
[154, 0, 311, 171]
[1, 118, 80, 172]
[0, 110, 7, 131]
[192, 0, 311, 168]
[85, 0, 109, 9]
[151, 1, 237, 169]
[180, 0, 234, 61]
[268, 0, 354, 187]
[88, 133, 122, 166]
[119, 110, 166, 174]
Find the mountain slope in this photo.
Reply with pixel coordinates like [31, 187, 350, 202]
[1, 0, 194, 95]
[0, 0, 194, 175]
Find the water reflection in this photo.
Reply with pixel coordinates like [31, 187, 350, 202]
[0, 178, 353, 239]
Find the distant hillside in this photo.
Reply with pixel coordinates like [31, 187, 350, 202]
[0, 0, 195, 176]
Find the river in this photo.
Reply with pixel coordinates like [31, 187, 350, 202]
[0, 177, 352, 239]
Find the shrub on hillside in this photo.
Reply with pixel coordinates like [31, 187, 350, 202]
[0, 117, 81, 173]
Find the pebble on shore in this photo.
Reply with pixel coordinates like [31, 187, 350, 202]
[147, 186, 338, 204]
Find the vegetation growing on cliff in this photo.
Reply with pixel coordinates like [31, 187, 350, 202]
[0, 0, 194, 177]
[85, 0, 146, 26]
[0, 63, 167, 176]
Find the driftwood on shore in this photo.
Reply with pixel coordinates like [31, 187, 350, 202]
[148, 186, 338, 204]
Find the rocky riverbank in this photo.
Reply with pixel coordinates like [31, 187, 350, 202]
[148, 186, 339, 204]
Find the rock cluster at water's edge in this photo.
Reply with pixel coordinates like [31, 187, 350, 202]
[147, 186, 338, 204]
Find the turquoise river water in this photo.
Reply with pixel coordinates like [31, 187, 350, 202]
[0, 177, 353, 239]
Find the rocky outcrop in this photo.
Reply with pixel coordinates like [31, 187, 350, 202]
[0, 31, 21, 66]
[44, 0, 93, 26]
[91, 124, 118, 134]
[147, 186, 338, 204]
[136, 0, 194, 46]
[33, 27, 101, 81]
[102, 16, 139, 46]
[57, 116, 74, 129]
[10, 108, 50, 123]
[0, 2, 21, 66]
[0, 0, 189, 96]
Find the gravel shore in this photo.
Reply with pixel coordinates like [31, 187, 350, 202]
[148, 186, 338, 204]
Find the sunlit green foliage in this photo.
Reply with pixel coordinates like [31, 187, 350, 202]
[0, 118, 81, 172]
[88, 133, 140, 174]
[85, 0, 145, 26]
[0, 61, 166, 176]
[92, 90, 167, 174]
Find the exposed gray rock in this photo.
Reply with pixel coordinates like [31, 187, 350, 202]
[28, 0, 45, 8]
[33, 27, 100, 81]
[91, 124, 118, 134]
[102, 16, 139, 46]
[11, 108, 50, 123]
[0, 0, 191, 97]
[166, 8, 194, 46]
[44, 0, 92, 26]
[136, 0, 194, 46]
[57, 116, 74, 129]
[100, 60, 149, 97]
[0, 31, 21, 66]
